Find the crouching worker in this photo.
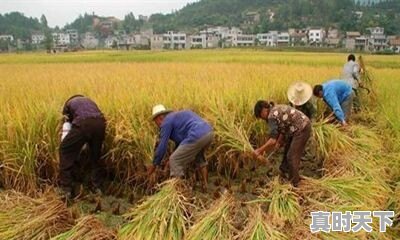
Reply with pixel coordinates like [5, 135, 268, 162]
[59, 95, 106, 199]
[253, 101, 311, 187]
[148, 104, 213, 191]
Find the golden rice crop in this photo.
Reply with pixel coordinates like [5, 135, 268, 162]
[0, 50, 400, 239]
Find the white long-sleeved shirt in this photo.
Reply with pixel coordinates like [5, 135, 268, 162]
[342, 60, 361, 89]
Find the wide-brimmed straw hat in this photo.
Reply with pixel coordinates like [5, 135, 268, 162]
[151, 104, 172, 120]
[287, 82, 313, 106]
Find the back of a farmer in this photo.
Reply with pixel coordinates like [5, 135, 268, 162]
[148, 104, 214, 191]
[313, 80, 353, 126]
[59, 95, 106, 199]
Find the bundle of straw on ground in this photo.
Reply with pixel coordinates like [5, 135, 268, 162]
[248, 177, 301, 226]
[236, 205, 288, 240]
[299, 175, 390, 212]
[0, 190, 73, 240]
[118, 179, 193, 240]
[51, 215, 117, 240]
[186, 192, 236, 240]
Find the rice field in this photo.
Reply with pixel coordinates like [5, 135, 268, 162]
[0, 49, 399, 239]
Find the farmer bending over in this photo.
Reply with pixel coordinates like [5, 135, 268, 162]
[253, 101, 311, 187]
[313, 80, 354, 126]
[59, 95, 106, 199]
[148, 104, 213, 191]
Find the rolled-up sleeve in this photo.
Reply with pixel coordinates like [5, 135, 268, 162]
[153, 123, 173, 166]
[325, 93, 345, 122]
[267, 118, 279, 139]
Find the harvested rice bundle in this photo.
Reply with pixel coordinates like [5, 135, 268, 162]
[51, 215, 116, 240]
[118, 179, 193, 240]
[0, 190, 74, 240]
[249, 177, 301, 225]
[186, 192, 237, 240]
[237, 205, 287, 240]
[299, 176, 390, 210]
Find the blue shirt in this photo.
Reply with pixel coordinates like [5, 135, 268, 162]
[322, 80, 353, 122]
[153, 110, 212, 166]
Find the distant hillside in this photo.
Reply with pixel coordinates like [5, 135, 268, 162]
[0, 12, 46, 39]
[1, 0, 400, 40]
[148, 0, 400, 34]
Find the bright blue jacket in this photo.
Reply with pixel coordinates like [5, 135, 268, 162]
[153, 110, 212, 166]
[322, 80, 353, 122]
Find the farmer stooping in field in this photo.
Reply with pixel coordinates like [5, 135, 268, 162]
[313, 80, 354, 126]
[253, 101, 311, 187]
[148, 104, 214, 191]
[342, 54, 362, 112]
[59, 95, 106, 199]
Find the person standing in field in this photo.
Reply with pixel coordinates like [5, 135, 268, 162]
[59, 95, 106, 199]
[253, 101, 312, 187]
[342, 54, 362, 112]
[148, 104, 213, 191]
[313, 80, 354, 126]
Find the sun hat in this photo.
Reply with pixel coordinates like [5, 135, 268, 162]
[287, 82, 313, 106]
[151, 104, 172, 120]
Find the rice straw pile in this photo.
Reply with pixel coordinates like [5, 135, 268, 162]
[118, 179, 193, 240]
[51, 215, 117, 240]
[186, 192, 237, 240]
[0, 190, 74, 240]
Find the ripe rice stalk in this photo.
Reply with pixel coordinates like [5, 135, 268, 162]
[208, 97, 254, 154]
[248, 177, 301, 225]
[236, 205, 288, 240]
[186, 192, 237, 240]
[0, 190, 74, 240]
[51, 215, 117, 240]
[118, 179, 193, 240]
[312, 119, 356, 160]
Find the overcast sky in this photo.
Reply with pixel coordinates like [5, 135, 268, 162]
[0, 0, 198, 27]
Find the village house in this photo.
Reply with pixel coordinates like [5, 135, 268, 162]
[325, 28, 341, 48]
[31, 33, 45, 45]
[52, 33, 70, 51]
[163, 31, 188, 49]
[308, 28, 325, 46]
[388, 36, 400, 53]
[231, 34, 255, 47]
[0, 34, 14, 42]
[81, 32, 99, 49]
[345, 31, 361, 50]
[150, 34, 163, 50]
[66, 29, 79, 44]
[277, 32, 290, 46]
[367, 27, 387, 51]
[288, 28, 308, 46]
[257, 31, 277, 46]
